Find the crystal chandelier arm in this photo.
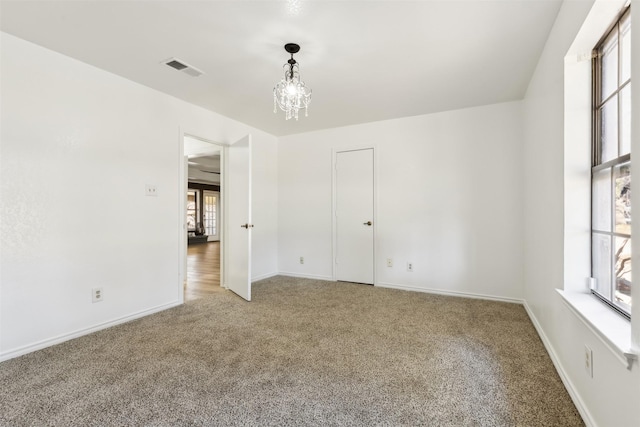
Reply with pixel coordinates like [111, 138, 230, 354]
[273, 43, 311, 121]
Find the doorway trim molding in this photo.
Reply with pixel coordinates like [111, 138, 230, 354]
[331, 144, 378, 285]
[179, 129, 226, 303]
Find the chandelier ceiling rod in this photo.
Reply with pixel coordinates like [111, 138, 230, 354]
[285, 43, 299, 79]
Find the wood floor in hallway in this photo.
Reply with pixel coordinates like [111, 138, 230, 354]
[185, 241, 222, 301]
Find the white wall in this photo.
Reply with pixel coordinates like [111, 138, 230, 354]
[4, 2, 639, 423]
[278, 101, 524, 301]
[0, 33, 278, 359]
[522, 1, 640, 426]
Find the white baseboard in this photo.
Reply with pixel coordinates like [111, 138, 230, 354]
[523, 301, 595, 427]
[376, 281, 524, 304]
[278, 271, 334, 281]
[0, 301, 182, 362]
[251, 272, 279, 282]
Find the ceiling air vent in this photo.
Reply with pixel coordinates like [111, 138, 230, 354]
[163, 58, 204, 77]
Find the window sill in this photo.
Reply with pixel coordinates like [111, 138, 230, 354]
[556, 289, 637, 370]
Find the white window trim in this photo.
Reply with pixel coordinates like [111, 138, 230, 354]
[557, 289, 636, 369]
[562, 0, 638, 369]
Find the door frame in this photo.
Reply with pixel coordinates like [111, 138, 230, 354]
[179, 130, 226, 302]
[331, 145, 378, 284]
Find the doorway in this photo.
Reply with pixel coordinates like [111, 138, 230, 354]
[334, 148, 375, 284]
[182, 135, 224, 301]
[179, 132, 254, 303]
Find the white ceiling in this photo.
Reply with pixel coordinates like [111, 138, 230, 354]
[0, 0, 563, 136]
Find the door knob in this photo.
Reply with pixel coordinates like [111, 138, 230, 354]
[241, 223, 254, 228]
[363, 221, 372, 226]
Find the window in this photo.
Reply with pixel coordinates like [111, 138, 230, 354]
[203, 191, 219, 238]
[591, 7, 631, 317]
[187, 189, 199, 232]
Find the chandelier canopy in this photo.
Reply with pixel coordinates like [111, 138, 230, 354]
[273, 43, 312, 120]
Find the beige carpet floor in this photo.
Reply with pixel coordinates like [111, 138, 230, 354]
[0, 276, 583, 426]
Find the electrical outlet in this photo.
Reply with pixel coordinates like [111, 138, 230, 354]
[407, 262, 413, 272]
[92, 287, 104, 303]
[299, 256, 304, 265]
[386, 258, 393, 267]
[145, 184, 158, 197]
[584, 345, 593, 378]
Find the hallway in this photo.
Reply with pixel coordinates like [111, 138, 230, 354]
[185, 241, 222, 301]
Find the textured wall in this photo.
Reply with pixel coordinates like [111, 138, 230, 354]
[522, 0, 640, 425]
[278, 101, 524, 301]
[0, 33, 278, 358]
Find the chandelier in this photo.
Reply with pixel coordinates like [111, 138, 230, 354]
[273, 43, 312, 120]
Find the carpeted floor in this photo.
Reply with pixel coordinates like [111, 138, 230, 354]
[0, 276, 583, 426]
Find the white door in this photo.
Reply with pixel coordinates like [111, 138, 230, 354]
[226, 134, 252, 301]
[203, 190, 220, 241]
[335, 148, 374, 284]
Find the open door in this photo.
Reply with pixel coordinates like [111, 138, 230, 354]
[226, 134, 252, 301]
